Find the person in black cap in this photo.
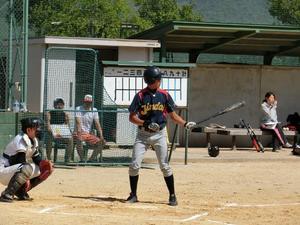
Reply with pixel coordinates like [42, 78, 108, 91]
[46, 97, 73, 162]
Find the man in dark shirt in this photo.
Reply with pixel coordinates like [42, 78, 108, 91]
[126, 66, 196, 206]
[46, 98, 73, 162]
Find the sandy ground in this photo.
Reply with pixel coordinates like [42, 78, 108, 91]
[0, 147, 299, 225]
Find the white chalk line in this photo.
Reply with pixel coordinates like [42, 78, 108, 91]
[181, 212, 209, 222]
[37, 203, 208, 223]
[224, 202, 300, 208]
[36, 201, 300, 223]
[38, 205, 66, 213]
[207, 219, 236, 225]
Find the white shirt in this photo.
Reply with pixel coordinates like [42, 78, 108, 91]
[261, 101, 278, 124]
[4, 133, 39, 161]
[75, 106, 99, 133]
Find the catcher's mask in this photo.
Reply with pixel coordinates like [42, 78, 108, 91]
[208, 146, 220, 157]
[21, 117, 43, 140]
[143, 66, 163, 85]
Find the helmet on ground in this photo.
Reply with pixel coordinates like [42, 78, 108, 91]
[143, 66, 163, 84]
[208, 146, 220, 157]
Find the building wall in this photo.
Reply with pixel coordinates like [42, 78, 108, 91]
[118, 47, 152, 61]
[27, 43, 44, 112]
[27, 43, 155, 112]
[186, 64, 300, 147]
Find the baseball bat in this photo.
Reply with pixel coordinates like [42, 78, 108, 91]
[194, 101, 246, 126]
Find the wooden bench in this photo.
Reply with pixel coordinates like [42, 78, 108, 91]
[192, 127, 298, 150]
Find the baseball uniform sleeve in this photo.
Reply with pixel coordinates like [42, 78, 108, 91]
[165, 93, 175, 113]
[128, 94, 141, 113]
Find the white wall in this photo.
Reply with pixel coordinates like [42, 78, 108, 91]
[118, 47, 152, 61]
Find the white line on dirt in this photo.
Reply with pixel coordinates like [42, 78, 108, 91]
[224, 202, 300, 208]
[207, 219, 236, 225]
[38, 205, 66, 213]
[181, 212, 209, 222]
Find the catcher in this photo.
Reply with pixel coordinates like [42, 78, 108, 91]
[0, 117, 53, 202]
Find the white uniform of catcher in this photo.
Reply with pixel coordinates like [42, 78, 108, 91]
[0, 117, 53, 202]
[0, 134, 41, 186]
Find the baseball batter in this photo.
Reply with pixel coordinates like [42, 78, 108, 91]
[126, 66, 195, 206]
[0, 118, 53, 202]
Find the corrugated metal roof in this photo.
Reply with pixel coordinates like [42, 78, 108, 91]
[130, 21, 300, 62]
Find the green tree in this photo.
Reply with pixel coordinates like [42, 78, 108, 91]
[29, 0, 137, 38]
[134, 0, 202, 29]
[268, 0, 300, 25]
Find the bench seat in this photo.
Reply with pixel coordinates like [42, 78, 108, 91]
[192, 127, 298, 150]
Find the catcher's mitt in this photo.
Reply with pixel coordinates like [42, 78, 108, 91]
[39, 160, 53, 180]
[208, 146, 220, 157]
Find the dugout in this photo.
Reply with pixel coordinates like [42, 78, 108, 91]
[131, 21, 300, 147]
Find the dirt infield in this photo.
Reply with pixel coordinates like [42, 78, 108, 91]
[0, 148, 299, 225]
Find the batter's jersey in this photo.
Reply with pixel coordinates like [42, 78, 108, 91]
[129, 87, 175, 129]
[3, 133, 40, 162]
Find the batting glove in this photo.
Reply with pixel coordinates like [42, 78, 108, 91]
[148, 122, 160, 132]
[143, 120, 160, 132]
[184, 121, 196, 130]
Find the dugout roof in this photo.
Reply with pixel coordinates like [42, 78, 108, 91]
[130, 21, 300, 64]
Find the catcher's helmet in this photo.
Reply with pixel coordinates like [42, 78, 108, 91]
[143, 66, 163, 84]
[21, 117, 43, 140]
[208, 146, 220, 157]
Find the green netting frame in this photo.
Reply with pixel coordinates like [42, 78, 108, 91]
[44, 47, 133, 165]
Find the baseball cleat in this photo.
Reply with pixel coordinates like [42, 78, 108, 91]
[0, 193, 13, 203]
[126, 193, 138, 203]
[15, 192, 32, 201]
[168, 194, 178, 206]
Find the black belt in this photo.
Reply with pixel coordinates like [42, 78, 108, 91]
[138, 126, 164, 133]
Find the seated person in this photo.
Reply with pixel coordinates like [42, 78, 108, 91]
[260, 92, 292, 149]
[46, 98, 73, 162]
[73, 95, 105, 162]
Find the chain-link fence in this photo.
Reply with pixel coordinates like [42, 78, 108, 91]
[44, 47, 134, 165]
[0, 0, 28, 111]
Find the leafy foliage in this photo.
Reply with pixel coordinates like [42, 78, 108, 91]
[134, 0, 201, 29]
[29, 0, 202, 38]
[268, 0, 300, 25]
[30, 0, 137, 38]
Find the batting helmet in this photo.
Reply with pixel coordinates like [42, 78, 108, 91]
[143, 66, 163, 84]
[208, 146, 220, 157]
